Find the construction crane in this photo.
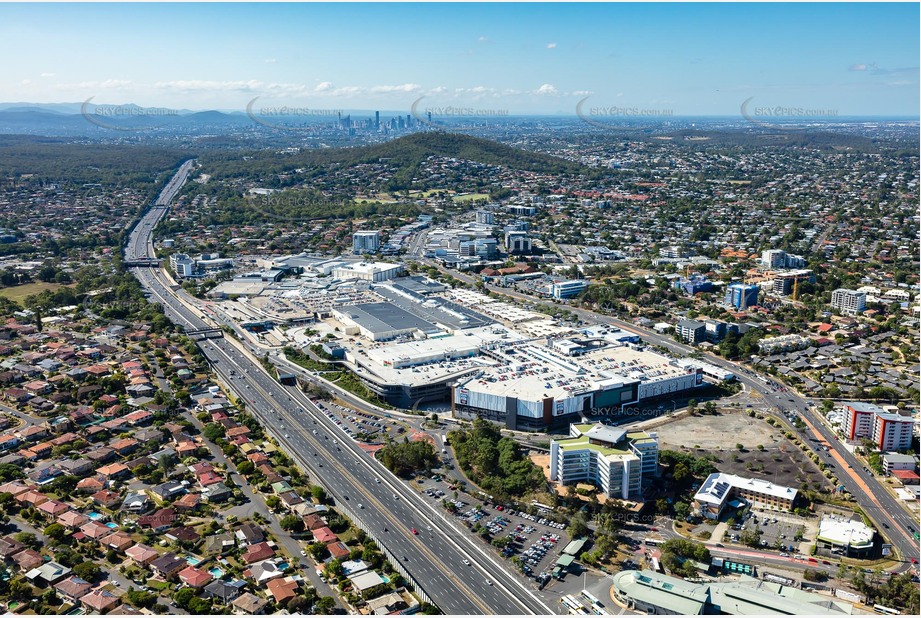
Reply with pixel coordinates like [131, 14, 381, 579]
[792, 272, 810, 301]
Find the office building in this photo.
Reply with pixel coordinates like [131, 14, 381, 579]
[831, 288, 867, 315]
[550, 280, 589, 299]
[549, 424, 658, 499]
[724, 283, 759, 310]
[168, 252, 233, 279]
[693, 473, 797, 519]
[675, 275, 713, 296]
[352, 230, 381, 254]
[505, 230, 532, 254]
[458, 238, 497, 259]
[169, 253, 197, 278]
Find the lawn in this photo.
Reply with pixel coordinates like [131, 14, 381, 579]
[0, 281, 72, 302]
[452, 193, 490, 203]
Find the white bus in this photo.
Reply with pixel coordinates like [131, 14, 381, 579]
[873, 604, 899, 615]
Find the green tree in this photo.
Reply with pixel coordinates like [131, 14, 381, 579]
[202, 423, 225, 442]
[44, 523, 67, 542]
[125, 588, 158, 609]
[315, 596, 336, 614]
[281, 514, 305, 533]
[14, 532, 39, 550]
[73, 561, 102, 582]
[568, 512, 589, 539]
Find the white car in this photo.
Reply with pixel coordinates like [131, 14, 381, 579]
[463, 559, 470, 566]
[300, 549, 307, 556]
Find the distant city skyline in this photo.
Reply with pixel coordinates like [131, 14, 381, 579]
[1, 2, 918, 117]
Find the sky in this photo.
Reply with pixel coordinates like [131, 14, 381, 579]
[1, 2, 918, 117]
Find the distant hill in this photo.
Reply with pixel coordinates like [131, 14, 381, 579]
[201, 131, 600, 188]
[346, 132, 590, 175]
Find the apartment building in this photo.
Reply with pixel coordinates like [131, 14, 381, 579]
[842, 401, 914, 451]
[724, 283, 759, 310]
[831, 288, 867, 315]
[352, 230, 381, 254]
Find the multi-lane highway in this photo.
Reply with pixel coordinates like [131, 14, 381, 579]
[126, 165, 556, 615]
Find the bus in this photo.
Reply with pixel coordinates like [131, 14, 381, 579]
[581, 590, 605, 614]
[580, 591, 600, 606]
[644, 537, 664, 546]
[873, 605, 899, 615]
[561, 595, 590, 615]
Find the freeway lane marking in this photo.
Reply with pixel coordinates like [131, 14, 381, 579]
[209, 343, 500, 615]
[284, 383, 557, 615]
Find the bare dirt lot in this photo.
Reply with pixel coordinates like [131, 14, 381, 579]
[654, 410, 831, 491]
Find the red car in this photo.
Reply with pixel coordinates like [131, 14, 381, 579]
[496, 506, 504, 511]
[411, 528, 418, 535]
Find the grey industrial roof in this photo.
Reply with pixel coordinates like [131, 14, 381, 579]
[342, 303, 438, 336]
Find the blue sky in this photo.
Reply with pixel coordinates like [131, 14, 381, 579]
[2, 2, 918, 116]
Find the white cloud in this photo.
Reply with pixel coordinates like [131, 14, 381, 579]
[21, 79, 31, 86]
[535, 83, 558, 95]
[369, 83, 422, 94]
[314, 82, 334, 93]
[40, 72, 55, 78]
[546, 42, 557, 49]
[264, 58, 277, 64]
[58, 79, 133, 91]
[154, 79, 261, 92]
[849, 63, 868, 71]
[478, 36, 491, 43]
[571, 90, 593, 97]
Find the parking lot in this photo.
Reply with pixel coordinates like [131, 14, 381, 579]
[414, 474, 570, 582]
[727, 511, 807, 555]
[315, 400, 402, 441]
